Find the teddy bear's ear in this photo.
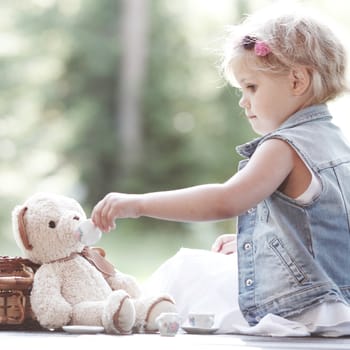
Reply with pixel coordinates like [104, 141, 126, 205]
[15, 206, 33, 251]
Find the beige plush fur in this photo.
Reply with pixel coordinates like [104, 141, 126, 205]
[12, 192, 176, 334]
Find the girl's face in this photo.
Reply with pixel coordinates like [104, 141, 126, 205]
[233, 62, 303, 135]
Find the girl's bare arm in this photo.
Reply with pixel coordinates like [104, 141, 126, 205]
[92, 139, 295, 232]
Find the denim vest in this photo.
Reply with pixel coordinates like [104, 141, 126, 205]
[236, 104, 350, 326]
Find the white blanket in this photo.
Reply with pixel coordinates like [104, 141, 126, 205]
[143, 248, 350, 337]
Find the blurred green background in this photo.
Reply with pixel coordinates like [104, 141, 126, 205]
[1, 0, 349, 281]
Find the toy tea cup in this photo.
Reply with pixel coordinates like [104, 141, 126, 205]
[74, 218, 102, 246]
[188, 313, 215, 329]
[156, 312, 181, 336]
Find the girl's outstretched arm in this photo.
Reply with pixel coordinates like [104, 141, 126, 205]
[92, 139, 295, 232]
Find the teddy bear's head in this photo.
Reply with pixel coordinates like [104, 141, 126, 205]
[12, 192, 87, 264]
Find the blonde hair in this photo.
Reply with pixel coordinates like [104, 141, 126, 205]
[222, 6, 348, 103]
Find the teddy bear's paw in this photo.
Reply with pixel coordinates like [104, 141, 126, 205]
[31, 294, 73, 331]
[133, 295, 176, 333]
[102, 290, 136, 335]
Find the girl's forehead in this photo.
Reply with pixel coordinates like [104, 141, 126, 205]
[233, 61, 260, 84]
[232, 56, 289, 87]
[232, 52, 255, 70]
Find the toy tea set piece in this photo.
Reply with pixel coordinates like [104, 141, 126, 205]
[156, 312, 181, 336]
[188, 313, 215, 328]
[74, 218, 102, 246]
[181, 313, 219, 334]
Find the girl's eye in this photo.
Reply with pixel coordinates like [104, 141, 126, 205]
[48, 221, 56, 229]
[246, 84, 257, 92]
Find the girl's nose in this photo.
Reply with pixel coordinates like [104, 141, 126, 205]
[239, 94, 250, 109]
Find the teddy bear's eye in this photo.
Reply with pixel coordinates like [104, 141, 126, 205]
[48, 221, 56, 229]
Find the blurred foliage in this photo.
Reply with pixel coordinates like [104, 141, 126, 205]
[1, 0, 347, 279]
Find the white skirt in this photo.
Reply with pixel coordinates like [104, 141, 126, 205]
[142, 248, 350, 337]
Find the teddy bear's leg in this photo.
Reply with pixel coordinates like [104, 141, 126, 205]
[71, 301, 105, 326]
[102, 290, 136, 335]
[132, 295, 176, 333]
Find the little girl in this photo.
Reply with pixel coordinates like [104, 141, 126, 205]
[92, 6, 350, 336]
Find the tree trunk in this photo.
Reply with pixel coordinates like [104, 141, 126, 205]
[115, 0, 149, 174]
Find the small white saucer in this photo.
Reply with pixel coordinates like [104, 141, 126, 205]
[181, 326, 219, 334]
[62, 325, 105, 334]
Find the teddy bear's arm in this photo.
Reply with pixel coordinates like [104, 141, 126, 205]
[31, 265, 72, 329]
[106, 270, 142, 298]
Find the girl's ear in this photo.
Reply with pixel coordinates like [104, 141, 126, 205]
[289, 66, 311, 96]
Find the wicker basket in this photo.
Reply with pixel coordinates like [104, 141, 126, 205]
[0, 256, 41, 330]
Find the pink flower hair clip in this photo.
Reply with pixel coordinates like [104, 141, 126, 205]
[254, 41, 271, 56]
[242, 35, 271, 57]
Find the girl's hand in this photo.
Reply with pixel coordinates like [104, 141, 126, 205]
[91, 192, 141, 232]
[211, 234, 237, 254]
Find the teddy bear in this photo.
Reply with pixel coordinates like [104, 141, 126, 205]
[11, 192, 176, 334]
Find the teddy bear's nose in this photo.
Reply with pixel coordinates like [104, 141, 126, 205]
[73, 216, 80, 221]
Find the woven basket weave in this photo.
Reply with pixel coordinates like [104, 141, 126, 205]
[0, 256, 41, 329]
